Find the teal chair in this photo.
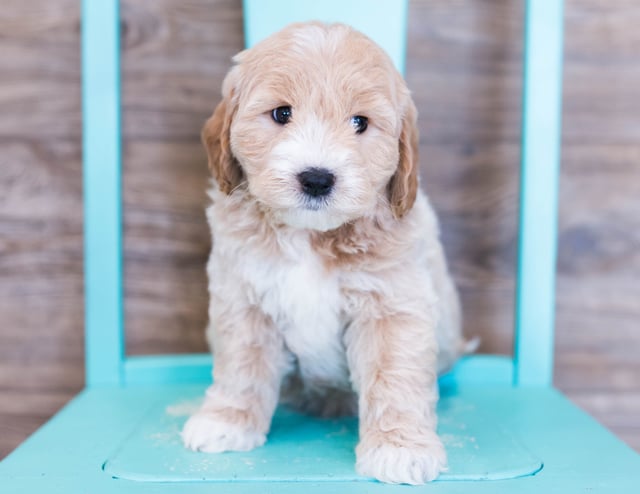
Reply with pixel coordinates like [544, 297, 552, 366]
[1, 1, 639, 492]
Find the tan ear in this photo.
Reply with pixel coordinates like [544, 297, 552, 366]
[387, 99, 419, 218]
[202, 94, 243, 194]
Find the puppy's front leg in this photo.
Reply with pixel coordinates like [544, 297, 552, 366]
[182, 301, 285, 453]
[346, 295, 446, 484]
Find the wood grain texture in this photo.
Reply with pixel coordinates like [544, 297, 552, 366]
[1, 0, 639, 459]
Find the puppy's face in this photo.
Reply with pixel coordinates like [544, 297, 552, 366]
[204, 23, 418, 231]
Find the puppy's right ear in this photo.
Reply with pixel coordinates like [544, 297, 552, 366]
[202, 89, 243, 194]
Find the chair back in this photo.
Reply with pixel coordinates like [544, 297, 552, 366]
[81, 0, 564, 388]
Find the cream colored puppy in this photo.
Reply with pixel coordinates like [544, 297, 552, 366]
[182, 22, 463, 485]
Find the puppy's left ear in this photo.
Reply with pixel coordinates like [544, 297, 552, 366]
[388, 99, 419, 218]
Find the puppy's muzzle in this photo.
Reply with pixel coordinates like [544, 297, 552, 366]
[297, 167, 335, 198]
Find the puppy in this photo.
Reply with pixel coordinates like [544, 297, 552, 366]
[182, 22, 463, 485]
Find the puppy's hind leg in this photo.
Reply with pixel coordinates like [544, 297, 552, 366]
[280, 370, 358, 418]
[182, 300, 287, 453]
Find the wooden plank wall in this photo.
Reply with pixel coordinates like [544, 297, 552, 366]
[1, 0, 639, 458]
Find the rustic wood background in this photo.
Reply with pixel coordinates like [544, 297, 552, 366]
[1, 0, 639, 458]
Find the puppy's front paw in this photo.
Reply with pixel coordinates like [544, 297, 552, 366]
[181, 409, 265, 453]
[356, 430, 447, 484]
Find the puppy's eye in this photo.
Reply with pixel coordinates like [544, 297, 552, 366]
[350, 115, 368, 134]
[272, 106, 292, 125]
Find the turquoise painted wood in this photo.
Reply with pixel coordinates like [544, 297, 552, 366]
[103, 387, 542, 482]
[121, 354, 515, 387]
[2, 0, 640, 492]
[1, 385, 639, 492]
[82, 0, 124, 387]
[242, 0, 409, 74]
[124, 354, 213, 385]
[514, 0, 564, 388]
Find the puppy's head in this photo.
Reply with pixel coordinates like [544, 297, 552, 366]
[203, 22, 418, 231]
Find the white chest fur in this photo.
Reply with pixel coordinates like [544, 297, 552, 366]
[213, 229, 350, 389]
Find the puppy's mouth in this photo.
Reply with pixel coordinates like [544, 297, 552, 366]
[275, 194, 350, 232]
[301, 195, 331, 211]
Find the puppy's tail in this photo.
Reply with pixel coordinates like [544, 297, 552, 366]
[459, 336, 481, 355]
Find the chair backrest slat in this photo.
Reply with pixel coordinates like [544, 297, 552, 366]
[514, 0, 564, 387]
[82, 0, 124, 387]
[242, 0, 409, 74]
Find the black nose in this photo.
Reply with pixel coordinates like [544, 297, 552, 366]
[297, 168, 335, 198]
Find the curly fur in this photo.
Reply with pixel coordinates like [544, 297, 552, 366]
[182, 22, 463, 485]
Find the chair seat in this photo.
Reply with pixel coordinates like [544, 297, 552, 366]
[103, 387, 541, 482]
[2, 379, 638, 493]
